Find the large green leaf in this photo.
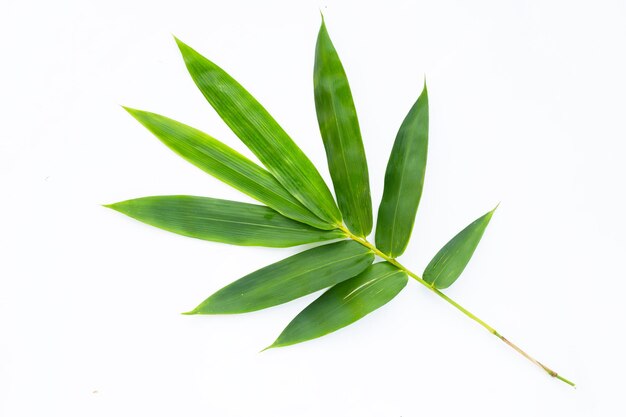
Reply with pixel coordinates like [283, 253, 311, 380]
[268, 262, 407, 348]
[375, 84, 429, 258]
[423, 207, 497, 289]
[105, 195, 345, 247]
[123, 108, 331, 230]
[314, 19, 372, 237]
[187, 240, 374, 314]
[175, 38, 342, 226]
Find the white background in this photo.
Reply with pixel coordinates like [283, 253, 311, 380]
[1, 0, 625, 415]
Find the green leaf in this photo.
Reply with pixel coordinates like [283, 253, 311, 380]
[423, 206, 497, 289]
[175, 37, 342, 226]
[268, 262, 407, 348]
[188, 240, 374, 314]
[375, 83, 429, 258]
[105, 195, 345, 248]
[314, 19, 372, 237]
[123, 108, 331, 230]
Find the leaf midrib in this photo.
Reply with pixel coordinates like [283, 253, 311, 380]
[327, 86, 360, 230]
[388, 137, 411, 256]
[178, 214, 327, 233]
[258, 251, 371, 286]
[343, 270, 401, 301]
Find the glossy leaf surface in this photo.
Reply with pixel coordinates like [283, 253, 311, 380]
[106, 196, 344, 247]
[188, 240, 374, 314]
[376, 84, 429, 257]
[269, 262, 407, 348]
[175, 38, 341, 225]
[423, 207, 497, 289]
[314, 20, 372, 237]
[124, 108, 331, 229]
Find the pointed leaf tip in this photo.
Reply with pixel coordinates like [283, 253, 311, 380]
[102, 202, 120, 211]
[173, 35, 184, 47]
[122, 106, 142, 119]
[121, 105, 135, 113]
[181, 309, 197, 315]
[259, 344, 275, 353]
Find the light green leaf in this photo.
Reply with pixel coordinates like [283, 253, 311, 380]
[123, 108, 331, 230]
[105, 195, 345, 248]
[423, 206, 497, 289]
[175, 37, 342, 226]
[375, 83, 428, 257]
[314, 19, 372, 237]
[268, 262, 407, 348]
[188, 240, 374, 314]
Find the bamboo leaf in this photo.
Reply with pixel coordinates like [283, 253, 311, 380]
[175, 37, 342, 226]
[268, 262, 407, 348]
[375, 84, 428, 257]
[423, 207, 497, 289]
[188, 240, 374, 314]
[105, 196, 345, 248]
[123, 108, 331, 230]
[314, 19, 372, 237]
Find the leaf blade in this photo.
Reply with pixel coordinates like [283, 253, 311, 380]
[106, 195, 345, 248]
[123, 108, 331, 229]
[189, 240, 374, 314]
[269, 262, 407, 348]
[375, 84, 429, 257]
[423, 206, 497, 289]
[314, 19, 372, 237]
[175, 38, 342, 226]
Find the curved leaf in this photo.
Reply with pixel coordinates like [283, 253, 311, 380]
[268, 262, 407, 348]
[375, 83, 428, 257]
[314, 19, 372, 237]
[105, 196, 345, 248]
[187, 240, 374, 314]
[123, 108, 331, 230]
[175, 37, 342, 226]
[423, 206, 497, 289]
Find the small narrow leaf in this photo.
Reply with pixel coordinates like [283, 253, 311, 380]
[375, 84, 428, 257]
[175, 37, 342, 226]
[314, 19, 372, 237]
[268, 262, 407, 348]
[423, 207, 497, 289]
[105, 196, 345, 248]
[123, 108, 331, 230]
[188, 240, 374, 314]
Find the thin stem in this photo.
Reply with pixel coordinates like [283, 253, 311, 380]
[338, 226, 575, 387]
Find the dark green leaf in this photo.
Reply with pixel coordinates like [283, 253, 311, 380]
[187, 240, 374, 314]
[375, 84, 429, 257]
[105, 195, 345, 248]
[423, 206, 497, 289]
[175, 37, 342, 226]
[123, 108, 331, 230]
[314, 19, 372, 237]
[268, 262, 407, 348]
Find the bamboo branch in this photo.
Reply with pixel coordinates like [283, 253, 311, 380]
[338, 226, 575, 387]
